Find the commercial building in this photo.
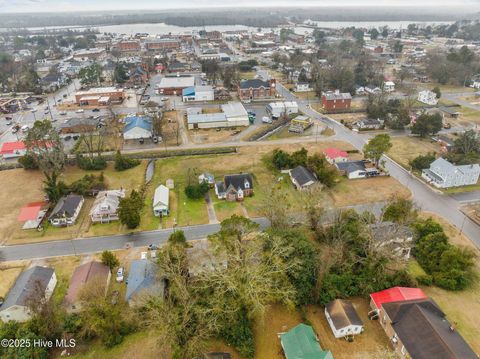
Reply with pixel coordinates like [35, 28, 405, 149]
[157, 75, 195, 95]
[186, 102, 249, 129]
[75, 87, 125, 106]
[146, 38, 181, 51]
[266, 101, 298, 118]
[182, 85, 215, 102]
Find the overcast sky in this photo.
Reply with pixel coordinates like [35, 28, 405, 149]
[0, 0, 477, 13]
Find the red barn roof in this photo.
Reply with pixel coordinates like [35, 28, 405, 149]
[370, 287, 427, 310]
[323, 148, 348, 159]
[0, 141, 26, 155]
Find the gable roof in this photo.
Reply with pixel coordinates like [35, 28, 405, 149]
[370, 286, 427, 310]
[125, 259, 162, 301]
[224, 173, 253, 191]
[323, 148, 348, 159]
[280, 324, 333, 359]
[383, 299, 477, 359]
[0, 141, 26, 155]
[290, 165, 317, 187]
[65, 261, 110, 305]
[123, 115, 152, 134]
[239, 78, 270, 89]
[90, 190, 125, 216]
[335, 161, 366, 174]
[153, 185, 169, 208]
[1, 266, 55, 310]
[325, 299, 363, 329]
[49, 194, 83, 220]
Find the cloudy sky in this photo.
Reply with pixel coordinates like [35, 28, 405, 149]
[0, 0, 476, 13]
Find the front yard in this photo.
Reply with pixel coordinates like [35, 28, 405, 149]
[388, 136, 439, 169]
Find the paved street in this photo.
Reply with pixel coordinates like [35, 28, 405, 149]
[274, 80, 480, 248]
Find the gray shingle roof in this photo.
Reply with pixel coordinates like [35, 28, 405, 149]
[49, 194, 83, 220]
[239, 79, 270, 89]
[125, 259, 163, 302]
[290, 165, 317, 187]
[1, 266, 55, 310]
[335, 161, 366, 174]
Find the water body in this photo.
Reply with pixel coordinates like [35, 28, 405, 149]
[1, 20, 455, 35]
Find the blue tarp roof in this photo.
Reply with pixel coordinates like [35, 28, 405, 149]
[123, 116, 152, 133]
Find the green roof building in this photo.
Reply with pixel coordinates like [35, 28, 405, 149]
[280, 324, 334, 359]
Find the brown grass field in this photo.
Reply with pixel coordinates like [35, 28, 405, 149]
[388, 136, 439, 169]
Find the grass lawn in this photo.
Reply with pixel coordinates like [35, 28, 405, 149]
[292, 90, 318, 100]
[388, 136, 439, 169]
[254, 302, 392, 359]
[7, 199, 94, 245]
[141, 159, 209, 229]
[458, 106, 480, 125]
[330, 176, 411, 207]
[212, 195, 245, 221]
[306, 299, 393, 359]
[45, 255, 82, 305]
[420, 83, 473, 94]
[239, 71, 256, 80]
[406, 212, 480, 353]
[62, 161, 147, 192]
[0, 261, 30, 297]
[74, 135, 121, 154]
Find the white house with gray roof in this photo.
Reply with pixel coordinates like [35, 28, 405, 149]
[90, 189, 125, 223]
[0, 266, 57, 322]
[422, 158, 480, 188]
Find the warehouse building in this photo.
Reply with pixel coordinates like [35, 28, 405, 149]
[157, 75, 195, 95]
[187, 102, 249, 129]
[182, 85, 215, 102]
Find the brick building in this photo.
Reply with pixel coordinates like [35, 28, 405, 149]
[75, 87, 125, 106]
[322, 90, 352, 112]
[237, 79, 276, 101]
[146, 38, 181, 51]
[116, 40, 141, 53]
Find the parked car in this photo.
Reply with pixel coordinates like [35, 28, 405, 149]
[116, 267, 124, 282]
[262, 116, 272, 124]
[64, 135, 72, 141]
[92, 108, 100, 112]
[6, 120, 12, 126]
[75, 109, 84, 113]
[21, 125, 29, 133]
[148, 244, 159, 250]
[59, 111, 67, 115]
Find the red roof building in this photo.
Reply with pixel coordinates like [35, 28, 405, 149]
[323, 148, 348, 164]
[0, 141, 26, 159]
[370, 286, 427, 312]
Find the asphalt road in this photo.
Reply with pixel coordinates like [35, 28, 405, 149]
[0, 219, 269, 261]
[274, 81, 480, 248]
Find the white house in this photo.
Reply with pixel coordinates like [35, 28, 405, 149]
[153, 184, 169, 217]
[0, 266, 57, 323]
[422, 157, 480, 188]
[417, 90, 438, 105]
[90, 189, 125, 223]
[295, 82, 310, 92]
[325, 299, 364, 339]
[383, 81, 395, 92]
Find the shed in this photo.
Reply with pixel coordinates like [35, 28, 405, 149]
[280, 324, 334, 359]
[325, 299, 364, 339]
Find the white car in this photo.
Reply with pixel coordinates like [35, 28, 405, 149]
[262, 116, 272, 124]
[116, 267, 124, 282]
[21, 125, 30, 133]
[75, 109, 84, 113]
[59, 111, 67, 115]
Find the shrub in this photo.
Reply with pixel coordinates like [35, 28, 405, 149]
[18, 154, 38, 169]
[417, 274, 433, 286]
[409, 153, 436, 171]
[114, 151, 140, 171]
[184, 182, 209, 200]
[76, 154, 107, 170]
[69, 174, 106, 196]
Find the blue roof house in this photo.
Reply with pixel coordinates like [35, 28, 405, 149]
[125, 259, 165, 306]
[123, 115, 153, 140]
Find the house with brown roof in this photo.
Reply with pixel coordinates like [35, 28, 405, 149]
[324, 299, 364, 339]
[380, 298, 477, 359]
[215, 174, 254, 202]
[64, 261, 111, 312]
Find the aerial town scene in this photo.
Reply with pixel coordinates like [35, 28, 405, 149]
[1, 1, 480, 358]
